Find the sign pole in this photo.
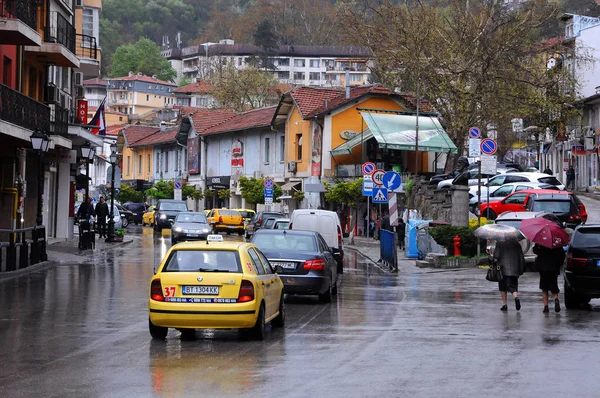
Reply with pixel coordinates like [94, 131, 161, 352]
[367, 195, 370, 238]
[477, 160, 482, 258]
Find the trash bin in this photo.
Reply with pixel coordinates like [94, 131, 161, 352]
[78, 220, 95, 250]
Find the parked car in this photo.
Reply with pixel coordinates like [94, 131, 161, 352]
[436, 169, 503, 190]
[246, 211, 285, 239]
[262, 217, 279, 229]
[472, 173, 565, 208]
[171, 212, 211, 244]
[235, 209, 256, 224]
[123, 202, 146, 224]
[154, 200, 189, 232]
[524, 190, 585, 228]
[271, 218, 291, 230]
[207, 209, 245, 235]
[470, 182, 560, 211]
[148, 237, 285, 340]
[564, 225, 600, 309]
[251, 229, 338, 302]
[142, 206, 156, 226]
[115, 203, 132, 228]
[289, 209, 344, 273]
[478, 189, 563, 220]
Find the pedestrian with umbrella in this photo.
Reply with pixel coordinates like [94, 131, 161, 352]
[474, 224, 525, 312]
[520, 218, 570, 313]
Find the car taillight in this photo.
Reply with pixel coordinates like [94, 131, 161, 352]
[150, 279, 164, 301]
[578, 204, 588, 222]
[569, 213, 581, 221]
[566, 254, 588, 268]
[337, 225, 343, 249]
[238, 280, 254, 302]
[303, 259, 326, 271]
[219, 216, 223, 223]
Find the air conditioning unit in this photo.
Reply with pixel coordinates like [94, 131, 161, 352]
[287, 161, 297, 173]
[75, 72, 83, 86]
[45, 84, 59, 104]
[254, 171, 263, 179]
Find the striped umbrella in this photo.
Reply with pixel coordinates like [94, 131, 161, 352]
[473, 224, 524, 241]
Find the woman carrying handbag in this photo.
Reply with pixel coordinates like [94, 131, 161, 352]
[493, 239, 525, 312]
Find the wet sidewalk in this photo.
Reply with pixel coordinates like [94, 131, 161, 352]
[344, 235, 424, 274]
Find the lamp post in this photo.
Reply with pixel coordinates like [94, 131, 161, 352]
[30, 129, 50, 226]
[106, 143, 118, 242]
[80, 142, 96, 221]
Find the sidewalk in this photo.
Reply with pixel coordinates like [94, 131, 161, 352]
[344, 235, 427, 274]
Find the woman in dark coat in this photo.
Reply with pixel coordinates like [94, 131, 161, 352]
[494, 239, 525, 311]
[533, 244, 566, 313]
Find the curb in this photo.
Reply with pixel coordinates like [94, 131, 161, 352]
[345, 246, 397, 274]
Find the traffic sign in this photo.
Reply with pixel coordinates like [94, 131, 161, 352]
[481, 155, 497, 175]
[263, 178, 274, 189]
[469, 126, 481, 138]
[469, 138, 481, 157]
[480, 138, 497, 155]
[265, 197, 273, 205]
[362, 162, 376, 175]
[372, 187, 388, 203]
[174, 180, 182, 189]
[382, 171, 401, 191]
[264, 188, 273, 197]
[174, 189, 182, 200]
[362, 180, 373, 196]
[372, 169, 385, 186]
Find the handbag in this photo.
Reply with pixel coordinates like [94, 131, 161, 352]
[486, 261, 504, 282]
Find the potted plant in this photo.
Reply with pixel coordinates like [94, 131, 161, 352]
[115, 227, 125, 242]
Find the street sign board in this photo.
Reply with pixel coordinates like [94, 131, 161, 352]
[469, 139, 481, 157]
[363, 174, 373, 181]
[382, 171, 401, 191]
[264, 197, 273, 205]
[264, 186, 273, 205]
[372, 169, 385, 186]
[362, 180, 373, 196]
[362, 162, 376, 175]
[372, 187, 388, 203]
[174, 189, 182, 201]
[480, 155, 497, 175]
[174, 180, 182, 189]
[469, 126, 481, 138]
[264, 188, 273, 197]
[106, 166, 122, 189]
[263, 178, 274, 189]
[480, 138, 497, 155]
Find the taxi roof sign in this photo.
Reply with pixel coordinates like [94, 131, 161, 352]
[207, 234, 224, 243]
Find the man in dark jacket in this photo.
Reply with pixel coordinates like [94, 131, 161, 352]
[95, 196, 109, 238]
[397, 218, 406, 249]
[566, 166, 575, 190]
[533, 244, 566, 313]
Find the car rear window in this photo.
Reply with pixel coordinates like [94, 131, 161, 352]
[572, 228, 600, 247]
[176, 213, 207, 223]
[219, 210, 239, 216]
[159, 202, 188, 211]
[238, 211, 253, 219]
[274, 221, 290, 229]
[495, 220, 523, 229]
[253, 233, 317, 252]
[538, 177, 562, 186]
[126, 203, 145, 212]
[530, 200, 572, 213]
[163, 250, 241, 272]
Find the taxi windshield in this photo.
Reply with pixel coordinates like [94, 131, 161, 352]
[163, 250, 241, 272]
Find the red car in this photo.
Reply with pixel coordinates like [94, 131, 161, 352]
[479, 189, 585, 220]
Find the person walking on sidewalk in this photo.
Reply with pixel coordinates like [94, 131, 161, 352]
[533, 244, 565, 313]
[397, 218, 406, 249]
[494, 239, 525, 312]
[566, 165, 575, 190]
[95, 196, 109, 238]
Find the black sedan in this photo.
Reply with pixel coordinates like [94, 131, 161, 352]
[251, 229, 338, 302]
[171, 212, 211, 244]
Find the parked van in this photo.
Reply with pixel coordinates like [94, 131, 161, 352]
[289, 209, 344, 273]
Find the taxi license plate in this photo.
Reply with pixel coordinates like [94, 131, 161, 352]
[183, 285, 219, 295]
[271, 261, 296, 269]
[187, 234, 199, 237]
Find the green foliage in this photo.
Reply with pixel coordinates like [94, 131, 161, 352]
[178, 76, 192, 87]
[292, 190, 305, 202]
[217, 189, 232, 200]
[144, 180, 201, 200]
[238, 176, 282, 204]
[405, 179, 415, 197]
[115, 228, 125, 237]
[428, 225, 485, 258]
[109, 38, 177, 81]
[117, 184, 144, 203]
[323, 178, 363, 208]
[183, 184, 203, 201]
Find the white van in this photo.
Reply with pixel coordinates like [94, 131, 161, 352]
[289, 209, 344, 273]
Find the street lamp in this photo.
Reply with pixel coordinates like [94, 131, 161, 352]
[106, 143, 118, 242]
[30, 129, 50, 226]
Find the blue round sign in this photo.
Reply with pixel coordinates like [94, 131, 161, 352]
[469, 127, 481, 138]
[174, 180, 182, 189]
[264, 178, 274, 189]
[382, 171, 402, 191]
[480, 138, 497, 155]
[362, 162, 376, 175]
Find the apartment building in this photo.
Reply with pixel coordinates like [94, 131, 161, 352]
[163, 41, 374, 87]
[106, 72, 177, 122]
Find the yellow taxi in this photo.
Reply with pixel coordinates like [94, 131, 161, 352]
[142, 205, 156, 226]
[207, 208, 245, 235]
[148, 235, 285, 340]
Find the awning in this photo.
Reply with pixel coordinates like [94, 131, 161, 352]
[281, 181, 300, 191]
[331, 112, 458, 155]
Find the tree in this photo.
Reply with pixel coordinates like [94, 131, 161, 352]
[238, 176, 283, 204]
[323, 178, 362, 244]
[117, 184, 144, 203]
[209, 64, 279, 111]
[343, 0, 580, 167]
[144, 180, 202, 200]
[109, 38, 177, 81]
[178, 76, 192, 87]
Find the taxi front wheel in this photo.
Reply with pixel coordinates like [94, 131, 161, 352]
[149, 318, 168, 340]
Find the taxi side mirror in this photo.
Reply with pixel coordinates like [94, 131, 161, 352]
[273, 265, 284, 274]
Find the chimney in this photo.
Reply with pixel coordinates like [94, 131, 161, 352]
[152, 74, 157, 80]
[160, 122, 166, 132]
[128, 71, 134, 77]
[137, 72, 143, 76]
[345, 68, 350, 99]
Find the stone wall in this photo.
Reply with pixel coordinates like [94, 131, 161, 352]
[405, 179, 468, 226]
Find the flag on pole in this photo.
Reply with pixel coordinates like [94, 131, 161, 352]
[89, 97, 107, 136]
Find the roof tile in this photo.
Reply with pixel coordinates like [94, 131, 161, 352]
[202, 107, 278, 135]
[173, 80, 214, 94]
[109, 74, 176, 86]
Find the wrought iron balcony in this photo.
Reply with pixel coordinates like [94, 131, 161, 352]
[0, 83, 50, 132]
[76, 34, 98, 60]
[44, 11, 75, 54]
[48, 103, 69, 137]
[0, 0, 40, 31]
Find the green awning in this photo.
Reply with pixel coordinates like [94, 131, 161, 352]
[330, 112, 458, 156]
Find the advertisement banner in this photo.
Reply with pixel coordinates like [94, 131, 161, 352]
[187, 137, 199, 174]
[77, 100, 88, 125]
[311, 124, 322, 176]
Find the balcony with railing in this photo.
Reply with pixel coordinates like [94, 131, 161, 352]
[25, 10, 79, 67]
[48, 103, 69, 137]
[0, 0, 42, 46]
[76, 34, 98, 60]
[0, 83, 50, 133]
[45, 12, 75, 53]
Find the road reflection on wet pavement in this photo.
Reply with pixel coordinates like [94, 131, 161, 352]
[1, 229, 600, 397]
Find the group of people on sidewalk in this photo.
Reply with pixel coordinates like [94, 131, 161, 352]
[364, 211, 406, 249]
[493, 240, 565, 313]
[76, 196, 110, 238]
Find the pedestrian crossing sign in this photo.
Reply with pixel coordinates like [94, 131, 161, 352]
[372, 187, 388, 203]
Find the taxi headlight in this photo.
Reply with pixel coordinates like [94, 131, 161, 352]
[159, 214, 167, 220]
[202, 228, 210, 233]
[174, 227, 182, 232]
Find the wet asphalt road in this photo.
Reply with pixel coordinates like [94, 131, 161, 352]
[2, 224, 600, 397]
